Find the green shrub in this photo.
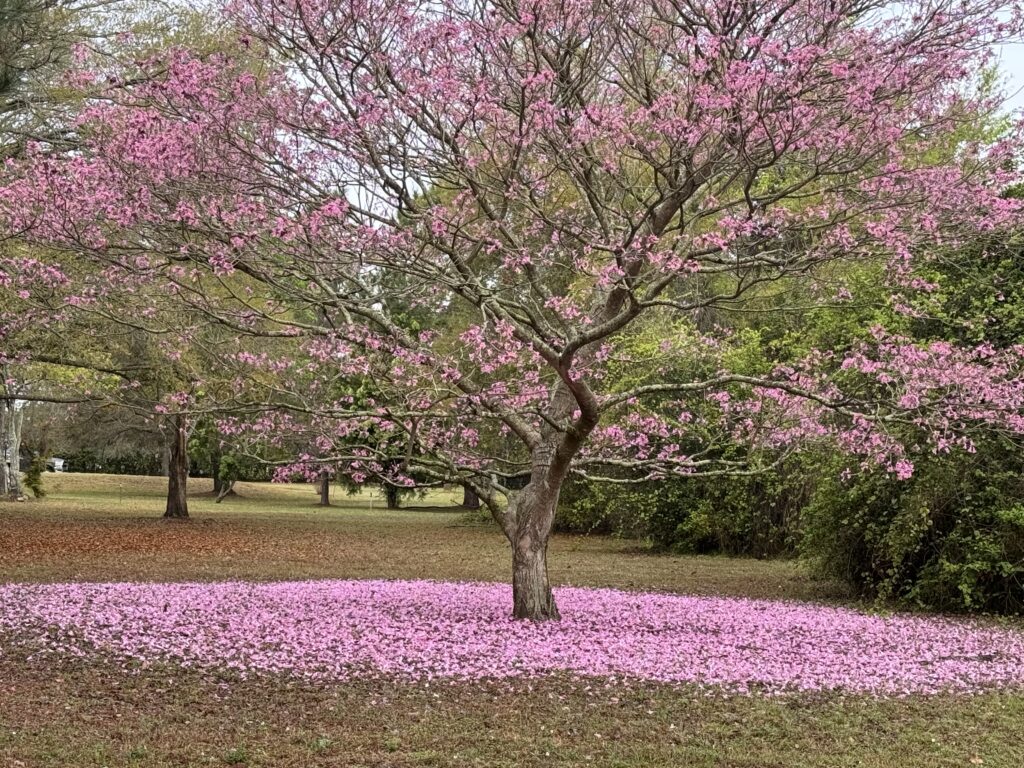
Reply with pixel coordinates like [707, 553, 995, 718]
[22, 454, 46, 498]
[62, 449, 163, 476]
[801, 438, 1024, 613]
[558, 456, 814, 557]
[561, 438, 1024, 614]
[556, 479, 652, 539]
[911, 504, 1024, 612]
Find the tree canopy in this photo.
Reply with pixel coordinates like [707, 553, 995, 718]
[3, 0, 1024, 618]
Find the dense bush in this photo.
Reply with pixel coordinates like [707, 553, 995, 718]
[557, 456, 815, 558]
[560, 439, 1024, 613]
[188, 420, 279, 484]
[62, 449, 163, 476]
[189, 449, 277, 483]
[22, 454, 46, 497]
[801, 438, 1024, 613]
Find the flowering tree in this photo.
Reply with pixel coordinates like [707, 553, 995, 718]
[5, 0, 1024, 618]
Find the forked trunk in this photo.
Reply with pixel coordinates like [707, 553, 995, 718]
[215, 478, 235, 503]
[502, 377, 596, 620]
[164, 415, 189, 519]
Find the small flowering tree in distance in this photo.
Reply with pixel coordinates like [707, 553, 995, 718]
[6, 0, 1024, 619]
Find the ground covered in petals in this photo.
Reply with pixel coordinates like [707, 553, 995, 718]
[3, 578, 1023, 696]
[4, 481, 1024, 767]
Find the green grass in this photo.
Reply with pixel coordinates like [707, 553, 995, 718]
[1, 472, 836, 600]
[1, 473, 1022, 767]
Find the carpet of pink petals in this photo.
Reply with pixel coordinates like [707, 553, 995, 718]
[2, 579, 1023, 695]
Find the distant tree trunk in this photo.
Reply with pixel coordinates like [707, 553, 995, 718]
[163, 415, 189, 519]
[317, 471, 330, 506]
[0, 397, 23, 499]
[215, 478, 235, 503]
[461, 486, 480, 509]
[211, 450, 222, 495]
[384, 483, 400, 509]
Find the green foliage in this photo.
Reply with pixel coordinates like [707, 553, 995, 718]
[562, 436, 1024, 614]
[223, 745, 250, 765]
[556, 479, 650, 540]
[22, 453, 46, 497]
[558, 458, 814, 558]
[916, 504, 1024, 613]
[801, 438, 1024, 613]
[62, 448, 162, 476]
[217, 453, 241, 485]
[188, 420, 277, 483]
[576, 205, 1024, 614]
[791, 222, 1024, 614]
[908, 231, 1024, 348]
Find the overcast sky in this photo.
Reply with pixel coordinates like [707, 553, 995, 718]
[998, 42, 1024, 111]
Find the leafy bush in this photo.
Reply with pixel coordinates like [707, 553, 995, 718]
[558, 457, 814, 557]
[63, 449, 162, 476]
[801, 438, 1024, 613]
[556, 479, 663, 540]
[561, 437, 1024, 614]
[22, 454, 46, 498]
[913, 504, 1024, 613]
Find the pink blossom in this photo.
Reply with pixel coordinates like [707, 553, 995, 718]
[2, 580, 1023, 696]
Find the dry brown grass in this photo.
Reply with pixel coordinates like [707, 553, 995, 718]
[0, 473, 838, 602]
[2, 645, 1022, 768]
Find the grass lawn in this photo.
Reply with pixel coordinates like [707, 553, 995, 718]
[0, 473, 836, 600]
[1, 473, 1022, 767]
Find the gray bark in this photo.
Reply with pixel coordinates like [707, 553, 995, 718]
[214, 477, 235, 503]
[511, 488, 560, 620]
[461, 486, 481, 509]
[163, 414, 189, 519]
[317, 471, 330, 506]
[0, 398, 23, 498]
[499, 371, 600, 620]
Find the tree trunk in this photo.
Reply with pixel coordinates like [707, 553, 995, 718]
[513, 535, 559, 620]
[461, 486, 481, 509]
[215, 478, 235, 503]
[509, 485, 560, 620]
[498, 355, 598, 620]
[211, 451, 222, 495]
[163, 415, 189, 519]
[0, 398, 23, 499]
[384, 484, 400, 509]
[317, 471, 330, 506]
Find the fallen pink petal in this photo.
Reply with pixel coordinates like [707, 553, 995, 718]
[2, 579, 1023, 696]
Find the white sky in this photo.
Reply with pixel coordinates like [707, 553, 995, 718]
[999, 42, 1024, 111]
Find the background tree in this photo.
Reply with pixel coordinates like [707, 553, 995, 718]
[0, 2, 288, 507]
